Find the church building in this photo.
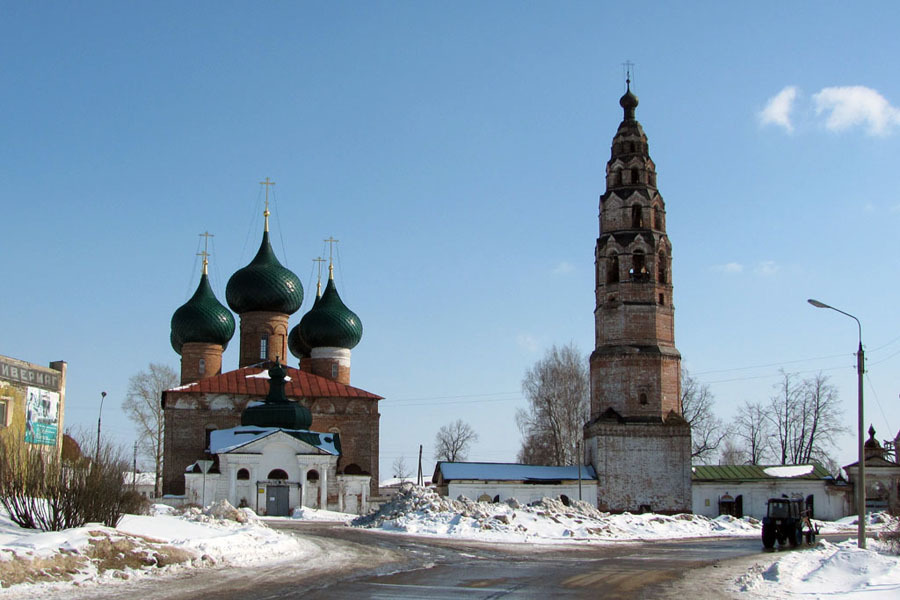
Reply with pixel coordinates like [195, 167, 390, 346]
[162, 194, 381, 515]
[583, 80, 692, 514]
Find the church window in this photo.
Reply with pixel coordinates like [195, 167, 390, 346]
[267, 469, 288, 480]
[236, 468, 250, 480]
[658, 252, 668, 284]
[204, 426, 217, 452]
[659, 293, 665, 305]
[331, 363, 338, 379]
[606, 253, 619, 284]
[630, 251, 648, 281]
[632, 168, 640, 184]
[653, 206, 660, 229]
[631, 204, 643, 228]
[639, 393, 648, 405]
[343, 463, 363, 475]
[198, 358, 206, 376]
[306, 470, 319, 481]
[260, 335, 268, 360]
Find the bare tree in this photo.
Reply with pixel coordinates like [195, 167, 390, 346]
[434, 419, 478, 462]
[733, 400, 771, 464]
[718, 436, 749, 465]
[123, 363, 177, 497]
[681, 369, 728, 464]
[516, 343, 589, 466]
[392, 456, 411, 480]
[766, 370, 847, 465]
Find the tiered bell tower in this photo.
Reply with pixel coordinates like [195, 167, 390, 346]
[584, 79, 691, 514]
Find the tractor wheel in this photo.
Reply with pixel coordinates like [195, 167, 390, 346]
[762, 524, 776, 549]
[789, 524, 802, 548]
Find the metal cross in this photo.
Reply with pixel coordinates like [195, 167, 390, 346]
[198, 231, 214, 273]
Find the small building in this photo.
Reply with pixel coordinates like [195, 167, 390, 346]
[432, 462, 598, 506]
[183, 359, 371, 515]
[843, 425, 900, 514]
[124, 472, 157, 499]
[692, 464, 851, 521]
[0, 354, 67, 456]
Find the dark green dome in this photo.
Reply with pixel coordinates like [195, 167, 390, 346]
[241, 359, 312, 429]
[226, 231, 303, 315]
[170, 273, 236, 355]
[288, 322, 311, 359]
[298, 277, 362, 350]
[289, 290, 321, 359]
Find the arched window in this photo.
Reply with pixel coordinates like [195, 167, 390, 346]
[631, 251, 648, 281]
[658, 252, 668, 284]
[631, 204, 643, 228]
[267, 469, 288, 480]
[236, 468, 250, 480]
[632, 168, 640, 184]
[639, 393, 648, 405]
[606, 253, 619, 284]
[204, 426, 217, 452]
[198, 358, 206, 376]
[306, 470, 319, 481]
[343, 463, 363, 475]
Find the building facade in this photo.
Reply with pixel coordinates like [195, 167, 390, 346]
[0, 354, 67, 455]
[163, 201, 381, 511]
[583, 82, 692, 513]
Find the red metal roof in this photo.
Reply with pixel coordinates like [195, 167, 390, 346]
[165, 366, 382, 400]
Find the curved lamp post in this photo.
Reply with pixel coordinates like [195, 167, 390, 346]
[96, 391, 107, 462]
[807, 298, 865, 549]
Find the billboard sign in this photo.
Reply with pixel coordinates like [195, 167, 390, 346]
[24, 386, 59, 446]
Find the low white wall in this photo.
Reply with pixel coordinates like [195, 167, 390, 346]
[448, 480, 598, 506]
[692, 480, 851, 521]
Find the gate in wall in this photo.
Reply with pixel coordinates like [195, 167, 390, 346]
[266, 485, 290, 516]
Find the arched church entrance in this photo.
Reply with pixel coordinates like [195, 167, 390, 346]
[266, 469, 290, 516]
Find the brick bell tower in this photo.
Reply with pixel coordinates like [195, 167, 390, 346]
[583, 78, 692, 514]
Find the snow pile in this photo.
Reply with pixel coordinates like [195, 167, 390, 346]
[353, 483, 761, 542]
[734, 539, 900, 598]
[0, 501, 313, 596]
[290, 506, 356, 522]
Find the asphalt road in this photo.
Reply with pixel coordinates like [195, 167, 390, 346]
[54, 521, 850, 600]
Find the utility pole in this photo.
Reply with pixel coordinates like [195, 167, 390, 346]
[417, 444, 423, 486]
[132, 441, 138, 491]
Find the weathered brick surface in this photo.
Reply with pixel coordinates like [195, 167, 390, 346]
[584, 419, 691, 514]
[584, 92, 691, 513]
[238, 311, 290, 368]
[180, 342, 224, 385]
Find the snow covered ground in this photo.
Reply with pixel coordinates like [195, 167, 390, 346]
[0, 501, 314, 597]
[0, 485, 897, 599]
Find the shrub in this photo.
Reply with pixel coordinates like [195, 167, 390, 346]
[0, 432, 131, 531]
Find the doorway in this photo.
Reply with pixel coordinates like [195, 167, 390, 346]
[266, 485, 290, 516]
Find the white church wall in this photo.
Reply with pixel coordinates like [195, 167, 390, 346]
[692, 480, 850, 521]
[447, 480, 598, 506]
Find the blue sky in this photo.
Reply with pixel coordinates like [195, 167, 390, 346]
[3, 2, 899, 478]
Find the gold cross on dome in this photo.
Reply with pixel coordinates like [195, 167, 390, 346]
[259, 177, 275, 231]
[324, 237, 339, 277]
[198, 231, 214, 274]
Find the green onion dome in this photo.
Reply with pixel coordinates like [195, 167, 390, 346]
[298, 275, 362, 350]
[226, 231, 303, 315]
[170, 273, 236, 355]
[288, 290, 320, 359]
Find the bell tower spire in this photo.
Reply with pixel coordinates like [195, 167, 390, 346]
[584, 80, 691, 515]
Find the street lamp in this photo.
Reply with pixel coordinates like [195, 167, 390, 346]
[96, 391, 107, 462]
[807, 298, 866, 549]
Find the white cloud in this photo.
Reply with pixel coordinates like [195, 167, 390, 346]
[759, 86, 798, 132]
[713, 262, 744, 274]
[516, 333, 539, 353]
[812, 86, 900, 136]
[553, 261, 575, 275]
[754, 261, 779, 276]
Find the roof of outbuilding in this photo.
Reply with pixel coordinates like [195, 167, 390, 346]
[163, 364, 381, 400]
[691, 464, 832, 481]
[434, 462, 597, 482]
